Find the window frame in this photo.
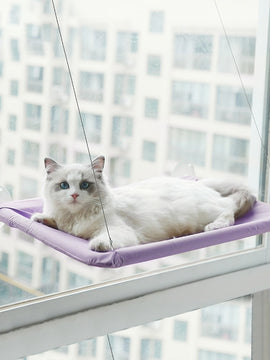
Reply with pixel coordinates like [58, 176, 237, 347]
[0, 0, 270, 358]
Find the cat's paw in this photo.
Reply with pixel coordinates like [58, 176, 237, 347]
[204, 218, 233, 232]
[31, 213, 58, 229]
[89, 237, 112, 252]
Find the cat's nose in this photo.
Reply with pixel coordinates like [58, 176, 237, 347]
[71, 193, 79, 200]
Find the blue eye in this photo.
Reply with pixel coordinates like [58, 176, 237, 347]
[80, 181, 90, 190]
[60, 181, 69, 190]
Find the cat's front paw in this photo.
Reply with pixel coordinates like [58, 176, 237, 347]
[31, 213, 58, 229]
[89, 237, 112, 252]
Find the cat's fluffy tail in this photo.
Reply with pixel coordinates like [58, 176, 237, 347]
[199, 179, 256, 218]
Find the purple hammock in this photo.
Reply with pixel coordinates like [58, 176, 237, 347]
[0, 198, 270, 268]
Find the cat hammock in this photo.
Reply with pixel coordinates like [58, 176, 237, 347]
[0, 197, 270, 268]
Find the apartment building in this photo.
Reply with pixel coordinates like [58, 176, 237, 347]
[0, 0, 257, 358]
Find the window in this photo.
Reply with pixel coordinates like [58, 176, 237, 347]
[212, 135, 249, 175]
[40, 257, 60, 293]
[142, 140, 156, 162]
[173, 320, 188, 341]
[201, 302, 240, 341]
[171, 81, 210, 118]
[215, 86, 252, 125]
[0, 252, 9, 275]
[114, 74, 136, 105]
[49, 144, 67, 163]
[8, 115, 17, 131]
[20, 176, 38, 199]
[26, 24, 43, 55]
[141, 339, 162, 360]
[174, 34, 213, 70]
[27, 66, 44, 93]
[10, 38, 20, 61]
[116, 32, 138, 64]
[25, 103, 42, 131]
[10, 80, 19, 96]
[80, 27, 106, 61]
[22, 140, 40, 168]
[6, 149, 15, 165]
[149, 11, 164, 33]
[77, 113, 102, 143]
[16, 251, 33, 284]
[9, 4, 20, 24]
[78, 338, 97, 357]
[68, 272, 92, 289]
[50, 106, 69, 134]
[198, 350, 236, 360]
[168, 127, 207, 166]
[79, 72, 104, 102]
[111, 116, 133, 147]
[145, 97, 159, 119]
[147, 55, 161, 76]
[106, 336, 130, 360]
[218, 36, 256, 74]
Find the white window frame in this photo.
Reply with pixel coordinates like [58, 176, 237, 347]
[0, 0, 270, 359]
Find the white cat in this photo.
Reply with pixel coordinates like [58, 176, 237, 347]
[31, 156, 256, 252]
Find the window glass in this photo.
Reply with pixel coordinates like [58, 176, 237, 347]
[23, 298, 251, 360]
[0, 0, 262, 310]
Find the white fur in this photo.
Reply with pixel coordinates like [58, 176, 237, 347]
[32, 156, 256, 252]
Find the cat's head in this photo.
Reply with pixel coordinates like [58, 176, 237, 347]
[43, 156, 108, 214]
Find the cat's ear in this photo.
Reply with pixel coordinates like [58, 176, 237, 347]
[44, 158, 61, 174]
[91, 156, 105, 176]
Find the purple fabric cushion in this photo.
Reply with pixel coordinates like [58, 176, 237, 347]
[0, 198, 269, 268]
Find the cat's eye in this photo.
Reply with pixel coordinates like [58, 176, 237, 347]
[60, 181, 69, 190]
[80, 181, 90, 190]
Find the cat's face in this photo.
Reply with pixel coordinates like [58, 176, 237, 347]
[44, 156, 106, 214]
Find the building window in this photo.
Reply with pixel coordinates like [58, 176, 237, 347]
[26, 24, 43, 55]
[40, 257, 60, 293]
[27, 66, 44, 93]
[25, 103, 42, 131]
[78, 339, 97, 357]
[198, 350, 236, 360]
[201, 303, 239, 341]
[49, 144, 67, 163]
[218, 36, 256, 74]
[80, 27, 106, 61]
[110, 158, 132, 183]
[168, 127, 207, 166]
[77, 113, 102, 144]
[173, 320, 188, 341]
[50, 106, 69, 134]
[141, 339, 162, 360]
[174, 34, 213, 70]
[8, 115, 17, 131]
[0, 62, 3, 77]
[79, 72, 104, 102]
[0, 252, 9, 275]
[10, 38, 20, 61]
[111, 116, 133, 147]
[10, 80, 19, 96]
[245, 307, 252, 344]
[215, 85, 252, 125]
[106, 336, 130, 360]
[75, 152, 91, 164]
[7, 149, 15, 165]
[142, 140, 156, 162]
[16, 251, 33, 284]
[9, 4, 20, 24]
[22, 140, 40, 168]
[116, 31, 138, 64]
[20, 176, 38, 199]
[114, 74, 136, 105]
[147, 55, 161, 76]
[149, 11, 164, 33]
[67, 272, 92, 290]
[171, 81, 210, 119]
[145, 97, 159, 119]
[212, 135, 249, 175]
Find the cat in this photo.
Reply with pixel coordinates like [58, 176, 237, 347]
[31, 156, 256, 252]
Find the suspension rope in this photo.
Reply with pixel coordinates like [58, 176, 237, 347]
[107, 335, 116, 360]
[51, 0, 114, 250]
